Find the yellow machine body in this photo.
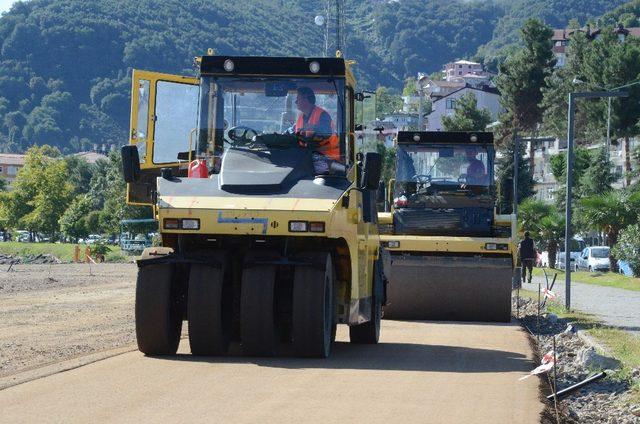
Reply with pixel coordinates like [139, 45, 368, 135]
[123, 54, 383, 358]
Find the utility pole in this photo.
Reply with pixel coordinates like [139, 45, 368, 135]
[513, 129, 518, 217]
[335, 0, 341, 53]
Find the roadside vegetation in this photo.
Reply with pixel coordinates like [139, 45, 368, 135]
[532, 268, 640, 291]
[0, 241, 129, 263]
[0, 145, 151, 244]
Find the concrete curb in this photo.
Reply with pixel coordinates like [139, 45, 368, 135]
[574, 327, 613, 356]
[0, 344, 138, 391]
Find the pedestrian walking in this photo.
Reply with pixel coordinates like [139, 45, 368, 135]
[519, 231, 537, 284]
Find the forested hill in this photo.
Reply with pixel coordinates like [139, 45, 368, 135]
[0, 0, 629, 153]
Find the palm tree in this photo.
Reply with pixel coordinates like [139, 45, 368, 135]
[579, 191, 640, 272]
[536, 213, 565, 269]
[518, 198, 553, 234]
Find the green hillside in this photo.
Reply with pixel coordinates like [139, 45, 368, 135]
[0, 0, 630, 154]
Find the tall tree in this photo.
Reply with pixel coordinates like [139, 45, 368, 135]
[375, 86, 403, 118]
[579, 147, 615, 197]
[541, 32, 594, 141]
[496, 18, 555, 172]
[548, 147, 591, 208]
[3, 146, 74, 238]
[580, 30, 640, 186]
[92, 151, 151, 236]
[442, 92, 493, 131]
[59, 195, 93, 242]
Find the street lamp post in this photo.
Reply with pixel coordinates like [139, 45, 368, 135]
[572, 78, 640, 158]
[564, 90, 628, 311]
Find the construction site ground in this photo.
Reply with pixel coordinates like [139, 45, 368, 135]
[0, 263, 544, 423]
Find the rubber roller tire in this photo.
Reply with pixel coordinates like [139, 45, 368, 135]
[188, 262, 231, 356]
[240, 264, 278, 356]
[293, 253, 334, 358]
[135, 264, 182, 355]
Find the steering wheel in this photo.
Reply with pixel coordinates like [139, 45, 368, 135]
[413, 174, 431, 184]
[227, 126, 258, 145]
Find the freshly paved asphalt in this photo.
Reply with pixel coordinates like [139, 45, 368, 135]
[0, 320, 543, 423]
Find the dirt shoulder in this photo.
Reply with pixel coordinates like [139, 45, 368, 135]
[0, 263, 137, 378]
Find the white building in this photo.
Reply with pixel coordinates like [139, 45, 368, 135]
[425, 86, 502, 131]
[381, 113, 418, 132]
[443, 60, 487, 81]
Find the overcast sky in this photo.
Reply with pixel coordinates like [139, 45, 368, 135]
[0, 0, 19, 14]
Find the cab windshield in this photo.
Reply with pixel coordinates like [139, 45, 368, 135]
[196, 76, 345, 167]
[395, 144, 491, 195]
[591, 247, 609, 258]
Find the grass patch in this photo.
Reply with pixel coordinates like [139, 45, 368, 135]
[0, 241, 130, 263]
[532, 267, 640, 292]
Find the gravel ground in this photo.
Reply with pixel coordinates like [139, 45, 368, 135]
[514, 296, 640, 423]
[0, 263, 137, 377]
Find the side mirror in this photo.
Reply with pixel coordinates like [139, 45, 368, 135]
[355, 92, 365, 102]
[355, 124, 363, 132]
[361, 152, 382, 190]
[121, 145, 141, 183]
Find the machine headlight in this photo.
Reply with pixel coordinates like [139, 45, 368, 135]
[223, 59, 235, 72]
[485, 243, 509, 251]
[385, 240, 400, 248]
[309, 61, 321, 74]
[181, 219, 200, 230]
[289, 221, 308, 232]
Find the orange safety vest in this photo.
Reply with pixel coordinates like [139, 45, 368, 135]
[295, 106, 340, 161]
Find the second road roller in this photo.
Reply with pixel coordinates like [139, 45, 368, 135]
[379, 131, 516, 322]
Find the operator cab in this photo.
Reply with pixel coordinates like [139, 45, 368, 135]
[124, 56, 356, 203]
[392, 132, 496, 237]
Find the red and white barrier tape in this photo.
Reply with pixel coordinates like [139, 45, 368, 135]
[541, 287, 556, 300]
[519, 350, 555, 380]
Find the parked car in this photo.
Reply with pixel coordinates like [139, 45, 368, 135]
[15, 230, 30, 242]
[618, 260, 634, 276]
[84, 234, 102, 245]
[575, 246, 610, 272]
[556, 237, 586, 270]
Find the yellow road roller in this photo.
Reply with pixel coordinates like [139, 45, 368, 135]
[379, 131, 516, 322]
[121, 53, 384, 358]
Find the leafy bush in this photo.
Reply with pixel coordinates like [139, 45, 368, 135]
[90, 241, 111, 256]
[612, 224, 640, 277]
